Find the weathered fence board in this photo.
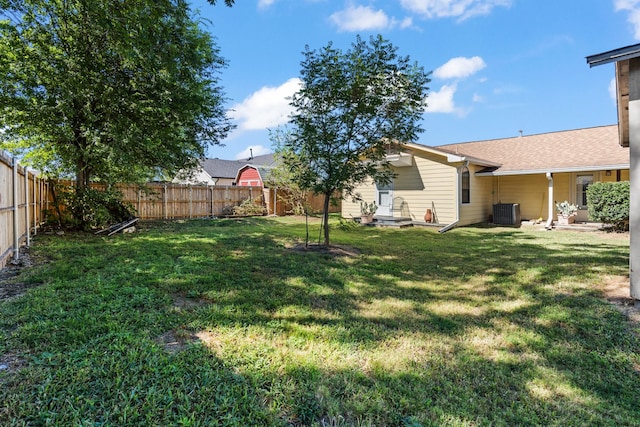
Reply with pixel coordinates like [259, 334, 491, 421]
[53, 181, 267, 220]
[0, 151, 49, 269]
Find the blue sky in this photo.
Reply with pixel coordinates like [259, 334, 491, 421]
[190, 0, 640, 160]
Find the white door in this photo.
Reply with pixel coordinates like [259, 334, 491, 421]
[575, 174, 594, 222]
[376, 181, 393, 216]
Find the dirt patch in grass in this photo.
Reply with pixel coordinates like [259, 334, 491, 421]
[0, 248, 43, 302]
[289, 243, 361, 257]
[0, 352, 27, 378]
[156, 329, 199, 354]
[156, 328, 223, 354]
[170, 293, 209, 311]
[601, 275, 640, 333]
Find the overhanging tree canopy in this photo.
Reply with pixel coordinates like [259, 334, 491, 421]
[285, 34, 430, 245]
[0, 0, 233, 190]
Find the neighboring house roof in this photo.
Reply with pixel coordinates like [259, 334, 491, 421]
[200, 153, 277, 180]
[200, 158, 243, 179]
[430, 125, 629, 176]
[246, 153, 276, 166]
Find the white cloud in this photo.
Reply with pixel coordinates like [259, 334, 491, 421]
[329, 5, 415, 31]
[400, 0, 511, 21]
[472, 93, 484, 102]
[434, 56, 486, 79]
[609, 77, 618, 102]
[330, 5, 392, 31]
[257, 0, 276, 9]
[425, 84, 458, 113]
[231, 78, 302, 132]
[235, 145, 271, 160]
[399, 16, 414, 29]
[615, 0, 640, 39]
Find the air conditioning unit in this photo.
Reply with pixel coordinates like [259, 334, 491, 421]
[492, 203, 521, 225]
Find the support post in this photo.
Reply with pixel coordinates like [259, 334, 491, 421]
[629, 57, 640, 306]
[545, 172, 554, 230]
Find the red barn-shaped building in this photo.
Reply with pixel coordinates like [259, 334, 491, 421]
[235, 165, 271, 187]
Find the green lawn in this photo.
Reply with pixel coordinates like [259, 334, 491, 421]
[1, 217, 638, 426]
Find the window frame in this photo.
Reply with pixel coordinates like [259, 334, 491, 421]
[461, 166, 470, 204]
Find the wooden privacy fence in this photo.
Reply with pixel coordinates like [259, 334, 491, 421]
[56, 182, 341, 219]
[0, 151, 49, 269]
[128, 183, 266, 219]
[59, 182, 266, 220]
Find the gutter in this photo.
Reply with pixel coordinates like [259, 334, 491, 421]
[438, 220, 458, 233]
[439, 160, 469, 233]
[476, 163, 630, 177]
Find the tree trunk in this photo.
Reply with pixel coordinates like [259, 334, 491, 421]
[75, 164, 91, 191]
[322, 192, 331, 246]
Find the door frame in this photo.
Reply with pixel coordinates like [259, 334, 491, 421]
[375, 180, 394, 216]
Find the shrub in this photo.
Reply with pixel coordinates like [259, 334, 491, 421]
[231, 198, 267, 216]
[586, 181, 629, 230]
[63, 188, 135, 231]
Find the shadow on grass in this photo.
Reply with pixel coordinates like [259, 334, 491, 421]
[0, 218, 637, 425]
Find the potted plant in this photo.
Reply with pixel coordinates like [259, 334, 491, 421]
[555, 200, 578, 225]
[360, 201, 378, 224]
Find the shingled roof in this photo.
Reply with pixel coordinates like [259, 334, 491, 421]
[433, 125, 629, 175]
[200, 153, 276, 179]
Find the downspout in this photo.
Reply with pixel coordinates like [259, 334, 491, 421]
[439, 160, 469, 233]
[545, 172, 554, 230]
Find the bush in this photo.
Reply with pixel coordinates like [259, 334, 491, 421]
[231, 198, 267, 216]
[59, 187, 136, 231]
[586, 181, 629, 230]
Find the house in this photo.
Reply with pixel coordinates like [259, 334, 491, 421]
[174, 153, 276, 186]
[342, 125, 629, 230]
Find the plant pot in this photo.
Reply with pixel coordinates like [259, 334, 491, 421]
[557, 215, 575, 225]
[360, 214, 374, 224]
[424, 208, 432, 223]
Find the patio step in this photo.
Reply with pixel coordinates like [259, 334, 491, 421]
[365, 216, 414, 228]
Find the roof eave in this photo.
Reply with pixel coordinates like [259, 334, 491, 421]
[403, 142, 501, 167]
[586, 43, 640, 67]
[475, 164, 630, 176]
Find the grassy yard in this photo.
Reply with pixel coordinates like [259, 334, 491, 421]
[0, 216, 638, 426]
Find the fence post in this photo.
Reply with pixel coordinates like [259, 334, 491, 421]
[33, 172, 38, 236]
[12, 157, 19, 261]
[24, 166, 30, 247]
[209, 186, 213, 217]
[163, 184, 168, 219]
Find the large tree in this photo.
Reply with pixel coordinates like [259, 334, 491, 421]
[285, 35, 430, 245]
[0, 0, 233, 192]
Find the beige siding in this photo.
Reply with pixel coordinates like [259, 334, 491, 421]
[342, 151, 458, 224]
[494, 170, 630, 221]
[342, 176, 376, 219]
[395, 153, 457, 224]
[601, 169, 630, 183]
[459, 164, 493, 225]
[496, 174, 552, 221]
[621, 169, 630, 181]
